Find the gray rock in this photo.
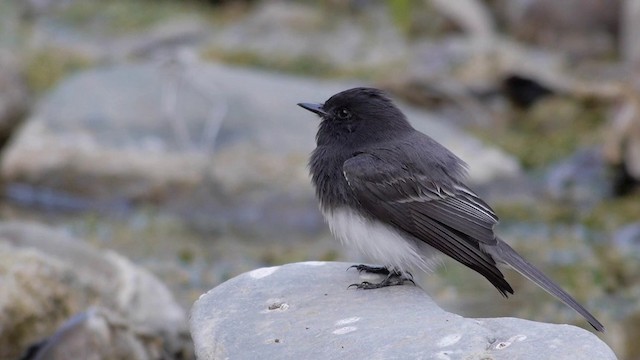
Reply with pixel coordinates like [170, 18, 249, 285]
[498, 0, 620, 58]
[0, 221, 190, 359]
[545, 147, 613, 204]
[0, 61, 519, 234]
[207, 2, 408, 72]
[613, 222, 640, 258]
[20, 0, 210, 63]
[17, 0, 76, 19]
[604, 93, 640, 184]
[190, 261, 614, 360]
[406, 36, 567, 94]
[23, 1, 403, 71]
[106, 18, 210, 61]
[24, 307, 192, 360]
[429, 0, 496, 38]
[0, 51, 29, 145]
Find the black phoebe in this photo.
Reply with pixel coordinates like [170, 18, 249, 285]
[298, 87, 604, 332]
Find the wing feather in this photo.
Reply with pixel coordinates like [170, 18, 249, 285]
[343, 152, 513, 295]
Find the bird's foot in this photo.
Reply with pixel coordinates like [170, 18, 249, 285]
[348, 266, 415, 289]
[347, 264, 413, 279]
[347, 264, 390, 275]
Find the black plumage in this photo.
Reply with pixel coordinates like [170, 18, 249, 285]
[299, 87, 604, 332]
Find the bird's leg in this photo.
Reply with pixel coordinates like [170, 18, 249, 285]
[347, 264, 391, 274]
[347, 264, 414, 279]
[348, 265, 415, 289]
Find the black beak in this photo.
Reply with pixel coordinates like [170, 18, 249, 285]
[297, 102, 327, 117]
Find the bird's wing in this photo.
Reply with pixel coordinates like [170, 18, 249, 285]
[343, 151, 513, 295]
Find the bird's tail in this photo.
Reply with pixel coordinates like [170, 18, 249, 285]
[490, 239, 604, 332]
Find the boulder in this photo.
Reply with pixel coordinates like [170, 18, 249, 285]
[0, 52, 29, 146]
[0, 222, 190, 359]
[1, 62, 520, 235]
[190, 261, 615, 360]
[205, 1, 408, 72]
[22, 307, 193, 360]
[498, 0, 620, 58]
[544, 147, 613, 204]
[613, 222, 640, 258]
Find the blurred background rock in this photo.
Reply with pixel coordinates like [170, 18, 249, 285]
[0, 0, 638, 358]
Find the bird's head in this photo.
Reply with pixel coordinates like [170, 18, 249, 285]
[298, 87, 413, 147]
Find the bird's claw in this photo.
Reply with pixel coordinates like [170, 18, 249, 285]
[348, 281, 372, 289]
[347, 274, 416, 289]
[346, 264, 391, 274]
[346, 264, 413, 279]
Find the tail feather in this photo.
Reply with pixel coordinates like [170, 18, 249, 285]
[491, 239, 604, 332]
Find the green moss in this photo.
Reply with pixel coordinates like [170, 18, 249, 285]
[203, 50, 316, 76]
[582, 191, 640, 231]
[178, 248, 195, 264]
[491, 200, 578, 225]
[385, 0, 449, 38]
[23, 48, 93, 94]
[259, 247, 305, 265]
[319, 249, 340, 262]
[201, 48, 388, 79]
[473, 97, 606, 169]
[387, 0, 413, 35]
[493, 190, 640, 233]
[624, 313, 640, 360]
[57, 0, 210, 35]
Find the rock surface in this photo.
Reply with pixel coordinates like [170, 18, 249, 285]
[0, 51, 29, 146]
[0, 61, 520, 234]
[206, 1, 408, 72]
[613, 222, 640, 258]
[190, 261, 615, 360]
[0, 222, 191, 359]
[499, 0, 620, 57]
[22, 307, 192, 360]
[544, 147, 612, 204]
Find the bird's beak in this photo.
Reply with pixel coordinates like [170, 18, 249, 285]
[297, 102, 328, 117]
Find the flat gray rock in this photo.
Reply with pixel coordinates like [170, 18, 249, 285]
[190, 261, 615, 360]
[0, 51, 29, 142]
[0, 62, 518, 200]
[0, 62, 519, 235]
[0, 222, 190, 359]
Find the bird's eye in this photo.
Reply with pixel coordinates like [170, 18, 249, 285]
[337, 109, 351, 119]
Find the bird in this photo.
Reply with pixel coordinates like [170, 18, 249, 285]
[297, 87, 604, 332]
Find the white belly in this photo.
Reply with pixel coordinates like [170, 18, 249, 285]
[322, 207, 438, 274]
